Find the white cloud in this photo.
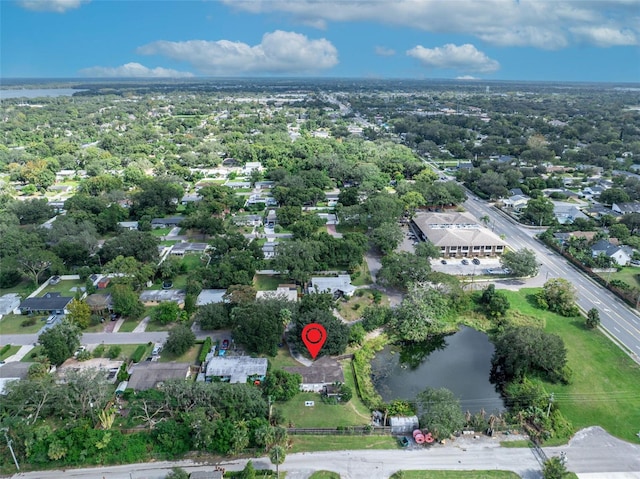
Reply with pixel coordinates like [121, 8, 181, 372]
[571, 26, 637, 47]
[137, 30, 338, 75]
[221, 0, 640, 49]
[18, 0, 89, 12]
[375, 46, 396, 57]
[407, 44, 500, 73]
[79, 62, 194, 78]
[456, 75, 479, 80]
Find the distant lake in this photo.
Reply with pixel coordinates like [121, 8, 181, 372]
[0, 88, 86, 99]
[371, 326, 504, 415]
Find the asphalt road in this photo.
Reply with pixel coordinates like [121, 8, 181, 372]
[0, 331, 169, 347]
[8, 427, 639, 479]
[463, 192, 640, 364]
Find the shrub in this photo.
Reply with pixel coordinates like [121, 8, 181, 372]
[0, 344, 10, 356]
[21, 316, 37, 327]
[107, 345, 122, 359]
[93, 344, 105, 357]
[199, 337, 213, 363]
[131, 345, 146, 363]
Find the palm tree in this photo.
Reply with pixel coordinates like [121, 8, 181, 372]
[269, 445, 286, 478]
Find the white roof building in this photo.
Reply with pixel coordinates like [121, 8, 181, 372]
[310, 275, 356, 298]
[205, 356, 268, 383]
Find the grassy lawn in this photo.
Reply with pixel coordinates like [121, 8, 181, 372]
[340, 359, 372, 418]
[0, 279, 36, 298]
[0, 314, 46, 334]
[503, 288, 640, 444]
[151, 227, 173, 237]
[335, 289, 389, 322]
[265, 346, 301, 369]
[254, 274, 289, 291]
[289, 435, 397, 453]
[36, 279, 84, 297]
[117, 317, 144, 333]
[145, 319, 176, 332]
[309, 472, 340, 479]
[276, 392, 370, 428]
[0, 345, 21, 361]
[159, 343, 199, 364]
[23, 346, 44, 361]
[92, 344, 147, 361]
[182, 254, 206, 271]
[351, 261, 372, 286]
[600, 266, 640, 290]
[389, 472, 521, 479]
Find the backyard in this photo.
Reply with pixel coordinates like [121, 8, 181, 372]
[335, 289, 389, 322]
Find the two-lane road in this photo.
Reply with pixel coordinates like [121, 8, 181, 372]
[464, 193, 640, 363]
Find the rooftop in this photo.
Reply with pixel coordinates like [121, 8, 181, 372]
[284, 356, 344, 385]
[128, 362, 192, 391]
[205, 356, 268, 383]
[196, 289, 227, 306]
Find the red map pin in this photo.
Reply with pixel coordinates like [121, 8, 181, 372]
[301, 323, 327, 360]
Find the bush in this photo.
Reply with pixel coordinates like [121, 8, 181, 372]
[131, 345, 146, 363]
[76, 349, 92, 361]
[93, 344, 105, 357]
[0, 344, 10, 356]
[107, 345, 122, 359]
[199, 337, 212, 363]
[21, 316, 37, 327]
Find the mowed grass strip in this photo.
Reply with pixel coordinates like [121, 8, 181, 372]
[503, 289, 640, 443]
[289, 435, 397, 453]
[276, 392, 370, 428]
[390, 472, 522, 479]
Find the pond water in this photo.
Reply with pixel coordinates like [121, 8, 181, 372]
[0, 88, 86, 99]
[370, 326, 504, 414]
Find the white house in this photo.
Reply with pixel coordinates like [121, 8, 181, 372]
[309, 275, 356, 298]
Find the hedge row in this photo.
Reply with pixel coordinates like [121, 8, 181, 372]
[0, 344, 11, 356]
[351, 335, 387, 410]
[199, 337, 212, 363]
[131, 345, 147, 363]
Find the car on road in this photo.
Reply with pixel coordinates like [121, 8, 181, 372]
[440, 259, 447, 264]
[461, 259, 469, 265]
[472, 258, 480, 265]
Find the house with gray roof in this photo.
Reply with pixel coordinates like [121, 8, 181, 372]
[552, 203, 589, 225]
[19, 293, 73, 315]
[196, 289, 227, 306]
[310, 275, 356, 298]
[591, 240, 633, 266]
[139, 289, 186, 306]
[128, 362, 192, 391]
[612, 202, 640, 215]
[284, 356, 344, 392]
[205, 356, 267, 384]
[256, 284, 298, 302]
[0, 293, 21, 316]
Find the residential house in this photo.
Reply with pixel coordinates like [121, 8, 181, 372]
[139, 289, 186, 307]
[265, 209, 277, 227]
[242, 162, 263, 175]
[19, 293, 73, 315]
[151, 217, 184, 228]
[225, 181, 251, 189]
[591, 240, 633, 266]
[552, 203, 589, 225]
[284, 356, 344, 393]
[411, 211, 507, 257]
[262, 242, 278, 259]
[85, 293, 113, 314]
[170, 242, 208, 256]
[612, 202, 640, 215]
[117, 221, 139, 231]
[502, 194, 529, 211]
[256, 284, 298, 302]
[127, 362, 192, 391]
[180, 193, 202, 205]
[189, 471, 223, 479]
[231, 214, 262, 226]
[57, 358, 123, 384]
[0, 362, 33, 394]
[205, 356, 268, 384]
[552, 231, 598, 247]
[0, 293, 21, 316]
[309, 275, 356, 298]
[196, 289, 227, 306]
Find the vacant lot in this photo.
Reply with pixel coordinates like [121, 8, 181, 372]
[335, 289, 389, 322]
[277, 392, 370, 429]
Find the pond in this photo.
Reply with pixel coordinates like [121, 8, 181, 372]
[370, 326, 504, 414]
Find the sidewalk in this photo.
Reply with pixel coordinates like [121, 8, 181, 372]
[4, 344, 34, 362]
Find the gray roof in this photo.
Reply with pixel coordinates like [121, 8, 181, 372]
[310, 275, 356, 296]
[139, 289, 186, 304]
[0, 362, 32, 380]
[196, 289, 227, 306]
[127, 362, 191, 391]
[205, 356, 268, 383]
[0, 293, 21, 315]
[189, 472, 223, 479]
[19, 293, 73, 312]
[412, 212, 507, 248]
[151, 217, 184, 225]
[170, 242, 208, 254]
[284, 356, 344, 385]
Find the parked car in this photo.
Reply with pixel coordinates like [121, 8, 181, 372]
[472, 258, 480, 265]
[221, 339, 230, 349]
[440, 259, 447, 264]
[461, 259, 469, 265]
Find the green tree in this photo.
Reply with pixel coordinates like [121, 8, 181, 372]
[479, 284, 510, 318]
[165, 324, 196, 356]
[165, 467, 189, 479]
[586, 308, 600, 329]
[111, 284, 145, 318]
[262, 369, 301, 402]
[269, 445, 286, 478]
[539, 278, 578, 317]
[38, 320, 81, 366]
[66, 299, 92, 329]
[232, 299, 291, 356]
[542, 456, 569, 479]
[500, 248, 539, 277]
[195, 302, 231, 330]
[416, 387, 465, 440]
[291, 307, 349, 357]
[389, 283, 451, 342]
[377, 252, 432, 290]
[370, 222, 403, 254]
[153, 302, 180, 324]
[15, 248, 61, 285]
[238, 460, 256, 479]
[522, 196, 555, 226]
[491, 326, 568, 384]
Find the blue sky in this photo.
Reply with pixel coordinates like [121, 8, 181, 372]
[2, 0, 640, 82]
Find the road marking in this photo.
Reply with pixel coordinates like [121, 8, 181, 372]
[614, 327, 621, 333]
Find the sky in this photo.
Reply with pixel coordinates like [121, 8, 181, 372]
[1, 0, 640, 82]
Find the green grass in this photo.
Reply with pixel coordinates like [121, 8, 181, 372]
[0, 279, 36, 297]
[181, 254, 206, 271]
[151, 227, 173, 236]
[23, 346, 44, 361]
[389, 472, 521, 479]
[288, 435, 398, 453]
[276, 392, 370, 428]
[499, 440, 531, 448]
[254, 274, 289, 291]
[36, 279, 84, 297]
[266, 346, 301, 369]
[0, 345, 21, 361]
[335, 289, 390, 322]
[502, 288, 640, 444]
[601, 266, 640, 290]
[0, 314, 46, 334]
[144, 319, 176, 332]
[93, 344, 148, 361]
[158, 344, 199, 364]
[309, 472, 340, 479]
[351, 261, 373, 287]
[340, 359, 372, 418]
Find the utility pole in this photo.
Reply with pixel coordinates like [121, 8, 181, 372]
[2, 428, 19, 471]
[546, 392, 555, 418]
